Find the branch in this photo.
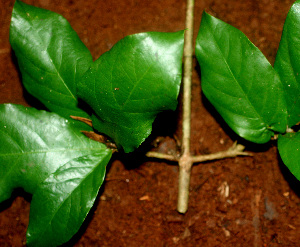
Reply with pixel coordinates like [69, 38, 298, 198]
[177, 0, 195, 214]
[145, 151, 179, 162]
[191, 142, 251, 163]
[181, 0, 194, 156]
[145, 142, 250, 163]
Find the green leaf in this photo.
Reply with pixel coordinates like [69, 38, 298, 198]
[278, 132, 300, 181]
[274, 0, 300, 127]
[0, 104, 112, 246]
[10, 0, 93, 130]
[27, 153, 110, 246]
[0, 104, 112, 202]
[195, 12, 287, 144]
[78, 31, 184, 152]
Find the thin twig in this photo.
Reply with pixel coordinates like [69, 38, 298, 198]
[181, 0, 194, 157]
[177, 0, 195, 214]
[191, 142, 251, 163]
[146, 151, 179, 162]
[145, 142, 250, 163]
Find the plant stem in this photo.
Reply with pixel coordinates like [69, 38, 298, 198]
[191, 142, 251, 163]
[182, 0, 194, 156]
[145, 0, 251, 214]
[146, 142, 250, 163]
[177, 0, 195, 214]
[178, 153, 193, 213]
[146, 151, 179, 162]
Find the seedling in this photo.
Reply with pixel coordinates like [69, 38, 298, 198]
[2, 0, 299, 245]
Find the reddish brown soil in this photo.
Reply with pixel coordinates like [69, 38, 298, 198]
[1, 0, 300, 246]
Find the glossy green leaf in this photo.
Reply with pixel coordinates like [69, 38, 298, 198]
[195, 12, 287, 144]
[78, 31, 184, 152]
[10, 0, 93, 130]
[27, 153, 109, 246]
[0, 104, 112, 246]
[278, 132, 300, 181]
[0, 104, 112, 202]
[274, 0, 300, 127]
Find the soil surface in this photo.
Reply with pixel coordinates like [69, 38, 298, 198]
[0, 0, 300, 246]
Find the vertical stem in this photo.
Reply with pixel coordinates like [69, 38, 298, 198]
[178, 154, 193, 213]
[182, 1, 194, 154]
[177, 0, 195, 214]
